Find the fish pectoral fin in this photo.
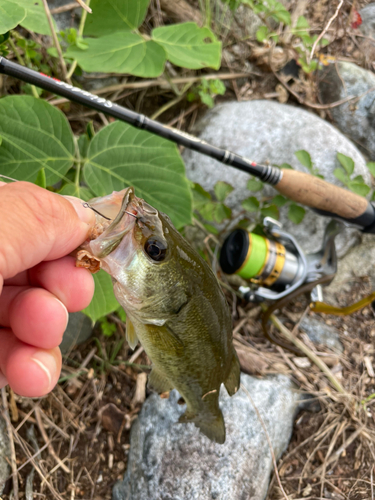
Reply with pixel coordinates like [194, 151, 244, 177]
[178, 402, 226, 444]
[224, 350, 241, 397]
[148, 368, 173, 394]
[126, 316, 138, 350]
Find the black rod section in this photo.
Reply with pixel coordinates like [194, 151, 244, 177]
[0, 57, 282, 185]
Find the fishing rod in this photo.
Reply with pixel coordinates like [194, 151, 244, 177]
[1, 56, 375, 233]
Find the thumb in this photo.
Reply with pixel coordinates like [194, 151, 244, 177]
[0, 181, 96, 281]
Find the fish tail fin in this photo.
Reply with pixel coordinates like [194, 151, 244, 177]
[178, 399, 226, 444]
[224, 349, 241, 396]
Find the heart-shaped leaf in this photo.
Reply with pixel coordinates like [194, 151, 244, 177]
[5, 0, 55, 35]
[84, 0, 150, 36]
[152, 23, 222, 69]
[214, 181, 233, 202]
[58, 183, 94, 201]
[0, 96, 75, 184]
[83, 121, 192, 228]
[0, 0, 26, 34]
[84, 270, 119, 323]
[66, 33, 166, 77]
[337, 152, 354, 175]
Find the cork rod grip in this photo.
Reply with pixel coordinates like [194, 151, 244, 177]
[276, 169, 369, 219]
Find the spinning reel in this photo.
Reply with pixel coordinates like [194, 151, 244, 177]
[220, 217, 375, 316]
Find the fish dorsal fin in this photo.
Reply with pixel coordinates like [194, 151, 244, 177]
[126, 316, 138, 350]
[148, 367, 173, 394]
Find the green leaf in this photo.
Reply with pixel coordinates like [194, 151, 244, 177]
[260, 204, 279, 219]
[78, 134, 90, 159]
[256, 25, 269, 42]
[191, 182, 211, 201]
[280, 162, 293, 169]
[203, 222, 219, 234]
[34, 167, 46, 188]
[84, 121, 192, 229]
[5, 0, 56, 35]
[347, 181, 371, 197]
[208, 79, 226, 95]
[84, 0, 150, 36]
[337, 152, 354, 175]
[295, 15, 310, 30]
[242, 196, 260, 212]
[0, 0, 26, 34]
[199, 91, 214, 108]
[214, 203, 231, 222]
[271, 194, 288, 207]
[0, 96, 75, 184]
[152, 23, 221, 70]
[247, 177, 263, 192]
[198, 202, 215, 221]
[367, 162, 375, 176]
[214, 181, 233, 202]
[273, 9, 291, 25]
[58, 183, 93, 201]
[295, 150, 313, 171]
[287, 203, 305, 224]
[83, 270, 119, 323]
[66, 33, 166, 77]
[98, 316, 117, 337]
[333, 168, 349, 185]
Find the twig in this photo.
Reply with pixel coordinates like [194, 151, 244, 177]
[41, 0, 71, 84]
[34, 406, 71, 474]
[240, 383, 290, 500]
[75, 0, 92, 13]
[1, 388, 18, 499]
[267, 312, 347, 395]
[48, 72, 251, 106]
[50, 2, 78, 14]
[312, 426, 365, 477]
[309, 0, 344, 63]
[67, 0, 91, 79]
[128, 346, 144, 364]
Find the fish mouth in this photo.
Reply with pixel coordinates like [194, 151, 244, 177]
[93, 187, 138, 258]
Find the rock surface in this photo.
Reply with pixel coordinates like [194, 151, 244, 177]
[182, 100, 369, 255]
[60, 312, 94, 355]
[319, 62, 375, 160]
[113, 373, 304, 500]
[300, 317, 343, 353]
[359, 3, 375, 38]
[0, 417, 10, 495]
[324, 233, 375, 302]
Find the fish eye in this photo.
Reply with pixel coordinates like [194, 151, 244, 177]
[144, 238, 167, 262]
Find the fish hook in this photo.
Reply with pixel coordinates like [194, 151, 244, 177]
[82, 202, 138, 220]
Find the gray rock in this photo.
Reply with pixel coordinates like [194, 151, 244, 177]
[0, 417, 10, 495]
[324, 233, 375, 303]
[182, 100, 370, 255]
[60, 312, 94, 355]
[113, 373, 304, 500]
[318, 62, 375, 159]
[300, 317, 343, 353]
[50, 0, 81, 32]
[359, 3, 375, 38]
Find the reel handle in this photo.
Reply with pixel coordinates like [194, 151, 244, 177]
[276, 169, 375, 231]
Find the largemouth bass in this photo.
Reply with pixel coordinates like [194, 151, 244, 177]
[77, 187, 240, 444]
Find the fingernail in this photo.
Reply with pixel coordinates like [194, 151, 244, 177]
[31, 352, 57, 391]
[65, 196, 96, 226]
[55, 298, 69, 331]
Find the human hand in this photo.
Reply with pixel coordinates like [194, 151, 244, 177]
[0, 181, 96, 397]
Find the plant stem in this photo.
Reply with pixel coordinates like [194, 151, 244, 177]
[150, 82, 193, 120]
[41, 0, 71, 84]
[205, 0, 212, 27]
[66, 0, 91, 79]
[265, 308, 347, 396]
[8, 36, 39, 98]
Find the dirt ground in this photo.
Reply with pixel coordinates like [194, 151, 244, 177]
[1, 0, 375, 499]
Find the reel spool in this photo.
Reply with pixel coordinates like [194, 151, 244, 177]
[219, 228, 302, 290]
